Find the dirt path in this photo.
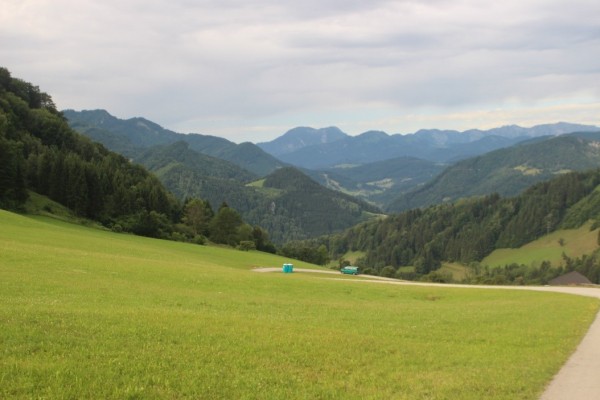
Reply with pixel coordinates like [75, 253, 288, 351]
[252, 268, 600, 399]
[251, 267, 399, 281]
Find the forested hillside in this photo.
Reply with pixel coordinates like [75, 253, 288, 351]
[0, 67, 178, 223]
[240, 167, 382, 243]
[388, 133, 600, 212]
[0, 67, 276, 251]
[310, 168, 600, 282]
[135, 141, 257, 198]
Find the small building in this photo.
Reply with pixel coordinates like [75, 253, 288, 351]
[548, 271, 592, 286]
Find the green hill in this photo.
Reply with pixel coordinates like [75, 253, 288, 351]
[0, 67, 278, 250]
[388, 133, 600, 212]
[482, 221, 600, 268]
[2, 209, 598, 399]
[131, 142, 382, 243]
[135, 141, 257, 199]
[0, 67, 178, 227]
[318, 168, 600, 282]
[245, 167, 382, 243]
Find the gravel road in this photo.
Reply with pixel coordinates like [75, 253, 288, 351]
[252, 267, 600, 399]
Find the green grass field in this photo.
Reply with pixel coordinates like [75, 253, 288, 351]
[1, 210, 599, 399]
[483, 222, 600, 267]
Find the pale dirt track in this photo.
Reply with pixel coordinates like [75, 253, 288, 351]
[252, 268, 600, 400]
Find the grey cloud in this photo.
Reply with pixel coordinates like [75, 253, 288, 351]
[1, 0, 598, 142]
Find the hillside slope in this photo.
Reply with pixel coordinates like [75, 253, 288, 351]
[0, 67, 178, 226]
[245, 167, 382, 243]
[388, 132, 600, 212]
[317, 168, 600, 281]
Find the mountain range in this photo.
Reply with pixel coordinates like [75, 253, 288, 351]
[66, 110, 600, 215]
[387, 132, 600, 212]
[256, 122, 599, 206]
[6, 66, 600, 285]
[64, 110, 381, 243]
[257, 122, 600, 169]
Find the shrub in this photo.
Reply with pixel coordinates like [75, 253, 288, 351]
[237, 241, 256, 251]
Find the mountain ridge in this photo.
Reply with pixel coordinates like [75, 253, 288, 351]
[387, 132, 600, 213]
[258, 122, 600, 169]
[257, 126, 348, 157]
[64, 109, 285, 176]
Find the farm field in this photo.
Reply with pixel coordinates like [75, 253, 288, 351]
[1, 210, 599, 399]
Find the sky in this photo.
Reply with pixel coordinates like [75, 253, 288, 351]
[1, 0, 599, 143]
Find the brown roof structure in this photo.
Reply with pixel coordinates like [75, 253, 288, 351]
[548, 271, 592, 286]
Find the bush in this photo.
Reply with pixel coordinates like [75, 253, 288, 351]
[193, 235, 206, 245]
[237, 241, 256, 251]
[170, 232, 187, 242]
[395, 270, 418, 281]
[421, 270, 453, 283]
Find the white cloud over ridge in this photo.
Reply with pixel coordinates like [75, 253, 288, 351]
[1, 0, 599, 141]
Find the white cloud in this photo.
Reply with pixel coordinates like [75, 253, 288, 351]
[1, 0, 598, 142]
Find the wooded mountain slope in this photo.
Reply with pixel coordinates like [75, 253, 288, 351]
[244, 167, 382, 243]
[387, 133, 600, 212]
[319, 168, 600, 280]
[0, 67, 178, 224]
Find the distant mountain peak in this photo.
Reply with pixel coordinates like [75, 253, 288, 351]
[257, 126, 348, 157]
[357, 130, 388, 139]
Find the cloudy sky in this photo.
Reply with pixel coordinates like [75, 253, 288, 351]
[2, 0, 599, 142]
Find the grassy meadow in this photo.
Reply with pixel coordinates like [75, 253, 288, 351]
[1, 210, 599, 399]
[483, 222, 599, 268]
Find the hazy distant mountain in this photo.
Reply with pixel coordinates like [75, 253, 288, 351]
[261, 122, 600, 169]
[305, 156, 446, 207]
[387, 132, 600, 213]
[64, 109, 285, 176]
[257, 126, 348, 157]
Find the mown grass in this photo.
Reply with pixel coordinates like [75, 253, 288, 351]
[1, 210, 599, 399]
[483, 222, 599, 267]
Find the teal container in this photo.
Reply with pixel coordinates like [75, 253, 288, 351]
[282, 263, 294, 273]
